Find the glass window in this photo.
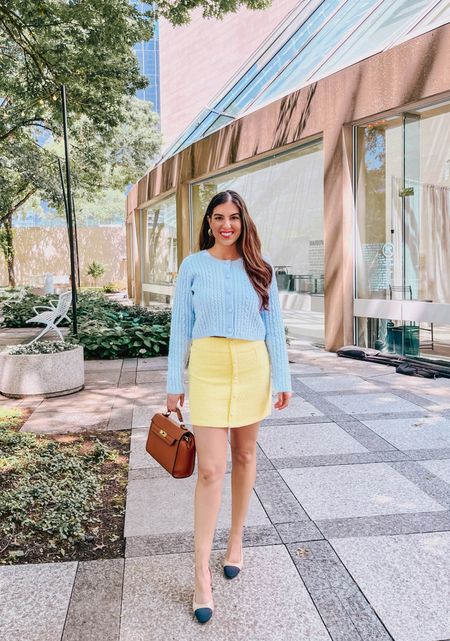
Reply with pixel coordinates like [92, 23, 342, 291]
[163, 0, 339, 156]
[405, 0, 450, 39]
[356, 103, 450, 305]
[356, 317, 450, 360]
[355, 100, 450, 362]
[190, 142, 325, 344]
[249, 0, 376, 111]
[355, 116, 403, 300]
[141, 194, 177, 304]
[314, 0, 433, 80]
[201, 0, 340, 137]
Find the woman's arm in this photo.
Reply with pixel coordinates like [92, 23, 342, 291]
[167, 257, 194, 394]
[260, 260, 292, 394]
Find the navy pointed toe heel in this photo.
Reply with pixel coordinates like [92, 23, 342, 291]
[193, 602, 214, 624]
[193, 568, 214, 624]
[223, 547, 243, 580]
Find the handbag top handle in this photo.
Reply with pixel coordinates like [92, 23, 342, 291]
[163, 406, 186, 428]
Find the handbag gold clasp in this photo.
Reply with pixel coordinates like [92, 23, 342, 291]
[159, 429, 167, 438]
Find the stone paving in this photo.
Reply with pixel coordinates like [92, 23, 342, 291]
[1, 339, 450, 641]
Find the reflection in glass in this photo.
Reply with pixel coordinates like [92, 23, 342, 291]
[356, 317, 450, 362]
[356, 102, 450, 305]
[190, 142, 325, 343]
[141, 195, 177, 304]
[356, 116, 403, 300]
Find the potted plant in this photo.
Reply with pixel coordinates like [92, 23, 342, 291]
[0, 341, 84, 398]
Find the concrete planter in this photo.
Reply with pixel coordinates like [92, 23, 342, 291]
[0, 345, 84, 398]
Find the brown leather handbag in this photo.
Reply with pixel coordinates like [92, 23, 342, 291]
[145, 407, 196, 478]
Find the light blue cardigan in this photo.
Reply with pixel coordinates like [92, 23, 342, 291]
[166, 249, 292, 394]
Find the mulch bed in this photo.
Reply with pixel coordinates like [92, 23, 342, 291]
[0, 406, 131, 565]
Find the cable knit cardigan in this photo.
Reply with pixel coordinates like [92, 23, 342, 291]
[166, 249, 292, 395]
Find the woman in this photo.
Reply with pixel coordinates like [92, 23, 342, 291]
[166, 190, 292, 624]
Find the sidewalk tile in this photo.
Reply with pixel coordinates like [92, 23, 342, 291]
[84, 360, 123, 371]
[108, 407, 133, 431]
[119, 546, 331, 641]
[257, 422, 368, 459]
[136, 371, 167, 384]
[287, 540, 393, 641]
[124, 474, 270, 538]
[125, 524, 280, 558]
[300, 375, 380, 392]
[122, 358, 137, 371]
[136, 357, 168, 371]
[62, 559, 124, 641]
[289, 363, 324, 375]
[330, 532, 450, 641]
[361, 416, 450, 450]
[279, 462, 447, 520]
[316, 510, 450, 539]
[324, 392, 423, 415]
[21, 409, 111, 433]
[0, 561, 77, 641]
[419, 459, 450, 485]
[118, 372, 136, 387]
[269, 395, 323, 419]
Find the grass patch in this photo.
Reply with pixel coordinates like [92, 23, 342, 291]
[0, 413, 130, 565]
[0, 407, 25, 430]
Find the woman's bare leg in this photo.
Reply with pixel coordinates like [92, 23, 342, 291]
[227, 421, 261, 562]
[193, 425, 228, 603]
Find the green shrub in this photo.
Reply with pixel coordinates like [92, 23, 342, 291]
[0, 407, 23, 430]
[71, 320, 170, 359]
[1, 290, 170, 328]
[0, 430, 117, 550]
[1, 291, 172, 360]
[5, 340, 79, 355]
[102, 282, 117, 293]
[1, 293, 63, 328]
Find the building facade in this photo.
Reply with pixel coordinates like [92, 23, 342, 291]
[158, 0, 299, 148]
[133, 1, 161, 112]
[126, 1, 450, 363]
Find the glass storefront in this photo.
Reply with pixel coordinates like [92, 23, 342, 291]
[190, 142, 324, 344]
[140, 194, 177, 305]
[355, 100, 450, 361]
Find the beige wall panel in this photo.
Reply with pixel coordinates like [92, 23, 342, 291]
[0, 227, 126, 288]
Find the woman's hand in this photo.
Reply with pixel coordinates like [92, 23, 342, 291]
[274, 391, 292, 410]
[166, 393, 184, 412]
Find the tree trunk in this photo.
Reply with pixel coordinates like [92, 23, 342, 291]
[0, 212, 16, 287]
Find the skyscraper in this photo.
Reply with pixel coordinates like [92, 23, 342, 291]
[133, 1, 160, 114]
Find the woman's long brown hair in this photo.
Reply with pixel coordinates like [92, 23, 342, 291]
[198, 190, 273, 310]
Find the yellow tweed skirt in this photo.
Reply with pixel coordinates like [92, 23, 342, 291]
[188, 336, 272, 428]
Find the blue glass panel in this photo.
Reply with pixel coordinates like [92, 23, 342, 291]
[250, 0, 377, 110]
[165, 109, 215, 157]
[315, 0, 434, 79]
[162, 2, 339, 156]
[218, 0, 339, 118]
[196, 0, 341, 141]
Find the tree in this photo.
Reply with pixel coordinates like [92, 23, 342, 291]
[153, 0, 271, 24]
[87, 260, 106, 287]
[0, 0, 271, 284]
[0, 97, 161, 284]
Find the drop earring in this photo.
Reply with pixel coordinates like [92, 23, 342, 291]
[207, 228, 212, 236]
